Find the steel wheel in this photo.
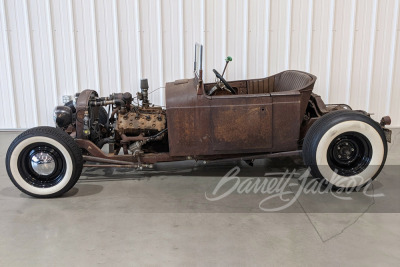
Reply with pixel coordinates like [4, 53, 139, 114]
[327, 132, 372, 177]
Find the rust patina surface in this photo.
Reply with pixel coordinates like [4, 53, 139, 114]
[69, 69, 325, 166]
[166, 71, 316, 157]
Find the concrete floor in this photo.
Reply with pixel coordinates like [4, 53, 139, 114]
[0, 130, 399, 266]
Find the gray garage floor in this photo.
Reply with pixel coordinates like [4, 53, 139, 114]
[0, 129, 399, 266]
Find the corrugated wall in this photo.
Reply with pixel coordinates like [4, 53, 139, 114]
[0, 0, 399, 128]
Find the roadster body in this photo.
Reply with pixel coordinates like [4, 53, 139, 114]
[6, 44, 392, 197]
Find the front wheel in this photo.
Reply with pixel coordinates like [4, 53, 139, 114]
[303, 110, 388, 190]
[6, 127, 83, 198]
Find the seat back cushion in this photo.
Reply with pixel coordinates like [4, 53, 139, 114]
[274, 71, 313, 92]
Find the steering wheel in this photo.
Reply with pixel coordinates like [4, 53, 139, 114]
[212, 69, 236, 94]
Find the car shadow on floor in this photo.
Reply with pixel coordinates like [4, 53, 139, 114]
[0, 184, 104, 199]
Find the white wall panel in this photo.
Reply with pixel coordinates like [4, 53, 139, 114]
[390, 2, 400, 124]
[0, 0, 17, 128]
[94, 0, 122, 96]
[369, 0, 399, 120]
[204, 0, 226, 82]
[139, 0, 164, 105]
[289, 0, 313, 72]
[28, 0, 58, 126]
[309, 0, 335, 100]
[269, 0, 292, 75]
[118, 0, 142, 94]
[162, 0, 185, 83]
[182, 0, 203, 79]
[72, 0, 100, 93]
[329, 0, 356, 104]
[3, 0, 38, 128]
[0, 0, 399, 128]
[51, 0, 79, 101]
[350, 0, 377, 111]
[247, 0, 269, 78]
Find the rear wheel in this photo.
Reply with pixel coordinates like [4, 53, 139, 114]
[6, 127, 83, 198]
[303, 110, 387, 190]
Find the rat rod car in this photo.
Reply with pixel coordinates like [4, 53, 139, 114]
[6, 44, 392, 198]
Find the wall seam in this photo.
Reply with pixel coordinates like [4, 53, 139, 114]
[306, 0, 314, 72]
[91, 0, 101, 94]
[386, 0, 400, 115]
[325, 0, 336, 103]
[264, 0, 271, 76]
[285, 0, 293, 69]
[365, 0, 378, 111]
[346, 0, 357, 104]
[178, 0, 185, 78]
[46, 0, 59, 109]
[24, 0, 39, 126]
[134, 0, 142, 80]
[113, 0, 122, 93]
[68, 0, 79, 92]
[156, 0, 164, 105]
[243, 0, 249, 78]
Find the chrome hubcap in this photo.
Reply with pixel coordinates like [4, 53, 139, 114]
[30, 152, 56, 176]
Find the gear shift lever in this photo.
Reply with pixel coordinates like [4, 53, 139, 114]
[221, 56, 232, 77]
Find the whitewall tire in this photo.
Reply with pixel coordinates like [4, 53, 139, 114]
[6, 127, 83, 198]
[303, 110, 387, 190]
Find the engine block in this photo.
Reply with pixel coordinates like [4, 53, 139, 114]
[116, 106, 166, 136]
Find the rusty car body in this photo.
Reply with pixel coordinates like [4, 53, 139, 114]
[6, 44, 392, 197]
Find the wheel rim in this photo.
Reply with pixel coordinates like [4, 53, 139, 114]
[17, 143, 66, 188]
[327, 132, 373, 177]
